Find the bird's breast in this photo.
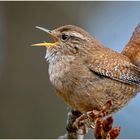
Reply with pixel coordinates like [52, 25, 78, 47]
[48, 55, 77, 92]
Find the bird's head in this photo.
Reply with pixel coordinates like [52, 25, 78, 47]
[32, 25, 99, 62]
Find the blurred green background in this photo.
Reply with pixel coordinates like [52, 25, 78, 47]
[0, 1, 140, 138]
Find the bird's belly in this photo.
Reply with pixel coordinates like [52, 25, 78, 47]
[57, 76, 139, 114]
[49, 63, 139, 114]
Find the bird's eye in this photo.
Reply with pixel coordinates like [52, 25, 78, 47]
[61, 34, 69, 41]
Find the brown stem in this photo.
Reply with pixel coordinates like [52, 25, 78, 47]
[58, 110, 85, 139]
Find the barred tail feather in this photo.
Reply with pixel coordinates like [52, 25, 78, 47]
[122, 23, 140, 67]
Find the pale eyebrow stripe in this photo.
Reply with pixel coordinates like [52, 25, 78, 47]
[70, 32, 86, 39]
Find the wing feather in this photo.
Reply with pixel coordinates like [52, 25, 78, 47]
[87, 48, 140, 86]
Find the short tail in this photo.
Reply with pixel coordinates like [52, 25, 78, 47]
[122, 23, 140, 67]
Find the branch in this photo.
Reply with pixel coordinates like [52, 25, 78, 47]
[58, 110, 85, 139]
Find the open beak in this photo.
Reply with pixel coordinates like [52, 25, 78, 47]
[31, 26, 59, 47]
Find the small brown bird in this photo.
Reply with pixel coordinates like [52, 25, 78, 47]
[32, 23, 140, 114]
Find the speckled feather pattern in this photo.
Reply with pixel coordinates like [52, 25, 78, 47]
[87, 48, 140, 86]
[45, 24, 140, 114]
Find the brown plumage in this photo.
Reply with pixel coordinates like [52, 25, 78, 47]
[33, 23, 140, 114]
[122, 23, 140, 67]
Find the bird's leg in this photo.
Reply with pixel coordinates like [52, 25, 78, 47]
[86, 99, 113, 129]
[73, 111, 89, 135]
[73, 100, 120, 139]
[73, 100, 112, 132]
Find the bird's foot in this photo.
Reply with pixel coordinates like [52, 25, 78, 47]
[74, 100, 112, 129]
[72, 111, 89, 135]
[73, 100, 120, 139]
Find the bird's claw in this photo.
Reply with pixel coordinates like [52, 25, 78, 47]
[72, 100, 120, 139]
[73, 113, 88, 135]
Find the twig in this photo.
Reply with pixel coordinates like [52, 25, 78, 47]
[58, 110, 85, 139]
